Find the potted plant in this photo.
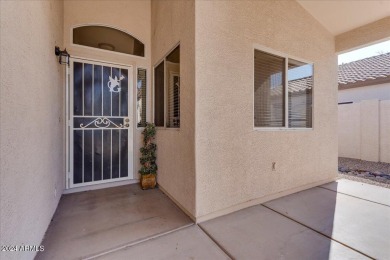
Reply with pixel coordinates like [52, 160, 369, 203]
[139, 123, 157, 189]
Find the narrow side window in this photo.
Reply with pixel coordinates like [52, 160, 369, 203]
[137, 68, 147, 127]
[154, 62, 165, 127]
[153, 44, 180, 128]
[166, 46, 180, 128]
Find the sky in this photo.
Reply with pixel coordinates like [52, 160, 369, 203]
[288, 64, 312, 81]
[338, 40, 390, 65]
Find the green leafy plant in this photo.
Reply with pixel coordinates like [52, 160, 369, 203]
[139, 123, 157, 175]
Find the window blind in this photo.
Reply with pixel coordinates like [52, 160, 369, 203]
[166, 72, 180, 128]
[137, 68, 147, 127]
[254, 50, 285, 127]
[288, 60, 313, 128]
[166, 46, 180, 128]
[154, 62, 164, 127]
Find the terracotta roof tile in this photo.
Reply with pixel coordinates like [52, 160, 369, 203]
[267, 53, 390, 95]
[338, 52, 390, 88]
[271, 77, 312, 96]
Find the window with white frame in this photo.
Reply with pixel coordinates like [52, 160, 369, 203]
[254, 49, 313, 128]
[154, 45, 180, 128]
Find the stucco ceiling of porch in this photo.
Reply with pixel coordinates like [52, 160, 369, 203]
[297, 0, 390, 35]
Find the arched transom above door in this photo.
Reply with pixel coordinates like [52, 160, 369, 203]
[73, 25, 145, 57]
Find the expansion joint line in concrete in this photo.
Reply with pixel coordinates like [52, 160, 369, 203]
[261, 205, 375, 260]
[82, 223, 195, 260]
[317, 186, 390, 208]
[197, 224, 235, 260]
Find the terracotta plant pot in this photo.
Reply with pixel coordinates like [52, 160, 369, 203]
[141, 174, 156, 190]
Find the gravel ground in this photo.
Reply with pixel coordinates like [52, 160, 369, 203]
[338, 157, 390, 189]
[339, 157, 390, 174]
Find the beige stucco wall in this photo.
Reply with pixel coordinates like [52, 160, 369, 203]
[63, 0, 151, 183]
[339, 83, 390, 103]
[336, 16, 390, 53]
[0, 1, 64, 259]
[151, 0, 196, 218]
[195, 0, 337, 219]
[339, 100, 390, 163]
[338, 104, 361, 159]
[360, 100, 380, 162]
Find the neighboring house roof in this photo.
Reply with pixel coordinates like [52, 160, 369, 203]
[289, 77, 313, 93]
[269, 52, 390, 96]
[338, 52, 390, 90]
[271, 77, 313, 96]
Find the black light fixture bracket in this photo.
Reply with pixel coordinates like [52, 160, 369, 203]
[55, 46, 70, 66]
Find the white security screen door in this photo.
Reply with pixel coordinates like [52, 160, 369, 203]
[67, 58, 133, 188]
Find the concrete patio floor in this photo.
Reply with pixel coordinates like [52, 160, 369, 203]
[36, 184, 193, 260]
[37, 179, 390, 259]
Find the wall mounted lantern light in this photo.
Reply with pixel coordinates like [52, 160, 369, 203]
[55, 46, 70, 65]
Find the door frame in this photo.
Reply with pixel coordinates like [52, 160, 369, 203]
[66, 57, 134, 189]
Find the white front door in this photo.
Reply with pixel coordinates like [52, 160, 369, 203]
[66, 58, 133, 188]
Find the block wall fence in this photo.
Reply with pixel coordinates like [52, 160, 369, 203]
[338, 99, 390, 163]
